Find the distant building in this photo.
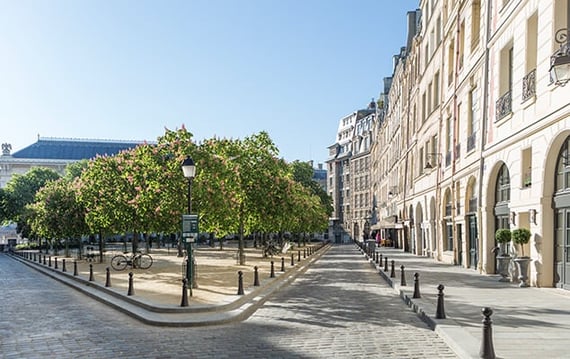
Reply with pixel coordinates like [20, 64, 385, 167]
[0, 137, 144, 188]
[309, 160, 327, 191]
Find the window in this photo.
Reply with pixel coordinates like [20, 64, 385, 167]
[459, 20, 465, 69]
[556, 136, 570, 192]
[496, 164, 511, 203]
[434, 72, 440, 106]
[448, 42, 455, 85]
[467, 87, 478, 151]
[471, 1, 481, 51]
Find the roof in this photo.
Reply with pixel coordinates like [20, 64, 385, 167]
[11, 137, 144, 160]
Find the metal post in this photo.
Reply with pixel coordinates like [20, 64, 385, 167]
[105, 267, 111, 287]
[180, 278, 189, 307]
[303, 249, 306, 258]
[62, 259, 67, 273]
[479, 307, 496, 359]
[127, 272, 134, 296]
[291, 253, 294, 266]
[48, 256, 51, 267]
[73, 260, 78, 276]
[413, 272, 421, 298]
[237, 271, 244, 295]
[390, 260, 396, 278]
[436, 284, 446, 319]
[89, 264, 94, 281]
[270, 261, 275, 278]
[254, 266, 260, 286]
[400, 265, 406, 286]
[281, 257, 285, 272]
[298, 250, 301, 262]
[54, 257, 58, 270]
[384, 257, 388, 271]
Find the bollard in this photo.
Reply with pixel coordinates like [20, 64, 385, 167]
[435, 284, 446, 319]
[400, 265, 406, 286]
[127, 272, 134, 296]
[479, 307, 496, 359]
[237, 271, 244, 295]
[298, 250, 301, 262]
[73, 260, 78, 276]
[34, 253, 37, 262]
[291, 253, 294, 266]
[375, 252, 379, 264]
[62, 259, 67, 273]
[180, 279, 189, 307]
[413, 272, 421, 298]
[254, 266, 260, 286]
[43, 255, 46, 265]
[270, 261, 275, 278]
[384, 257, 388, 272]
[303, 249, 306, 258]
[48, 256, 52, 267]
[89, 264, 94, 281]
[281, 257, 285, 272]
[379, 253, 383, 266]
[54, 257, 58, 270]
[390, 260, 396, 278]
[105, 267, 111, 287]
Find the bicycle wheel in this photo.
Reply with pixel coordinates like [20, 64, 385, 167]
[110, 255, 128, 271]
[136, 254, 153, 269]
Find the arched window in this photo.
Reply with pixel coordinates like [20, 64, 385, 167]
[555, 136, 570, 192]
[496, 164, 511, 203]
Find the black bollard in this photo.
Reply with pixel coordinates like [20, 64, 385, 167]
[237, 271, 244, 295]
[303, 249, 306, 258]
[54, 257, 58, 270]
[281, 257, 285, 272]
[400, 265, 406, 286]
[89, 264, 94, 281]
[436, 284, 446, 319]
[375, 252, 379, 264]
[62, 259, 67, 273]
[270, 261, 275, 278]
[384, 257, 388, 272]
[43, 255, 46, 265]
[127, 272, 134, 296]
[105, 267, 111, 287]
[180, 278, 189, 307]
[298, 250, 301, 262]
[73, 260, 78, 276]
[479, 307, 496, 359]
[34, 253, 37, 262]
[390, 260, 396, 278]
[48, 256, 52, 267]
[291, 253, 294, 266]
[254, 266, 260, 286]
[379, 253, 383, 266]
[413, 272, 421, 298]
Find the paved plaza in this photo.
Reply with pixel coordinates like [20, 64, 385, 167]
[1, 244, 456, 358]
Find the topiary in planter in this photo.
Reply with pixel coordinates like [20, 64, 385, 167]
[512, 228, 531, 257]
[495, 228, 512, 256]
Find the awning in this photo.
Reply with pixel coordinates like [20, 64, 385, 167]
[371, 217, 403, 229]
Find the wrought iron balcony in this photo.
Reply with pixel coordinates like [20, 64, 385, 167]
[496, 90, 512, 121]
[522, 69, 536, 102]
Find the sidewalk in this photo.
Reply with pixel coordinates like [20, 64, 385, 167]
[359, 244, 570, 359]
[9, 242, 331, 327]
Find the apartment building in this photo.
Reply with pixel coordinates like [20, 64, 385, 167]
[337, 0, 570, 289]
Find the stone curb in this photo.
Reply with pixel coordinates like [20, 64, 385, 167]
[8, 243, 332, 327]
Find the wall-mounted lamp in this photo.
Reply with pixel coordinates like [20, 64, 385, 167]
[550, 4, 570, 86]
[529, 209, 537, 225]
[510, 211, 517, 225]
[425, 153, 442, 170]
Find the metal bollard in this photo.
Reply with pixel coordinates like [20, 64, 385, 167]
[281, 257, 285, 272]
[400, 265, 406, 286]
[48, 256, 52, 267]
[180, 278, 189, 307]
[291, 253, 294, 266]
[105, 267, 111, 287]
[34, 253, 37, 262]
[43, 255, 46, 265]
[237, 271, 244, 295]
[435, 284, 446, 319]
[479, 307, 496, 359]
[390, 260, 396, 278]
[127, 272, 134, 296]
[270, 261, 275, 278]
[375, 252, 379, 264]
[413, 273, 421, 298]
[254, 266, 260, 286]
[298, 250, 301, 262]
[89, 264, 94, 281]
[384, 257, 388, 272]
[62, 259, 67, 272]
[379, 253, 383, 266]
[303, 249, 306, 258]
[54, 257, 58, 270]
[73, 260, 78, 276]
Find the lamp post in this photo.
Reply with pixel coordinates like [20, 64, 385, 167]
[550, 2, 570, 86]
[181, 156, 196, 294]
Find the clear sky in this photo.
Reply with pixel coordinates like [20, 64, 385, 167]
[0, 0, 418, 165]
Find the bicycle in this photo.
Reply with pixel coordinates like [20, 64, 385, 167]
[110, 252, 153, 271]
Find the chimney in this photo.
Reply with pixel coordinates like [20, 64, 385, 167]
[406, 10, 417, 50]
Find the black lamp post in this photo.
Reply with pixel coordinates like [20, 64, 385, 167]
[181, 156, 196, 294]
[550, 2, 570, 86]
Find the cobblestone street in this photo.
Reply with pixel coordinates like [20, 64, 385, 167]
[0, 245, 457, 358]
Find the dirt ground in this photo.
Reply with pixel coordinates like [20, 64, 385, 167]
[64, 242, 316, 307]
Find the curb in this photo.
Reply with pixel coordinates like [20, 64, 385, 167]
[8, 243, 332, 327]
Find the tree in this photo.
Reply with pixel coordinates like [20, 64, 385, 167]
[290, 160, 333, 216]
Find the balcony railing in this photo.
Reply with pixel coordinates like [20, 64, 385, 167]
[467, 132, 476, 152]
[522, 69, 536, 102]
[496, 90, 512, 121]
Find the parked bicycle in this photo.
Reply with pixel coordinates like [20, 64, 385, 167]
[110, 252, 153, 271]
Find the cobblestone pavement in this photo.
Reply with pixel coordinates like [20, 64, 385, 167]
[0, 246, 457, 358]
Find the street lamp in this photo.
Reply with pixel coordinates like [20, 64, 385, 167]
[181, 156, 196, 295]
[550, 2, 570, 86]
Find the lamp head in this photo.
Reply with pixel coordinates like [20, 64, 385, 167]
[181, 156, 196, 179]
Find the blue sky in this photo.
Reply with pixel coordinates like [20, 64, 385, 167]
[0, 0, 418, 165]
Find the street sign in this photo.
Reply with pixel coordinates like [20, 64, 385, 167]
[182, 214, 199, 243]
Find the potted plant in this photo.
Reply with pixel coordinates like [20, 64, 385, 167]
[512, 228, 532, 287]
[495, 228, 512, 282]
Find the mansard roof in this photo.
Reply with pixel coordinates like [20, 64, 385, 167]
[11, 137, 144, 160]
